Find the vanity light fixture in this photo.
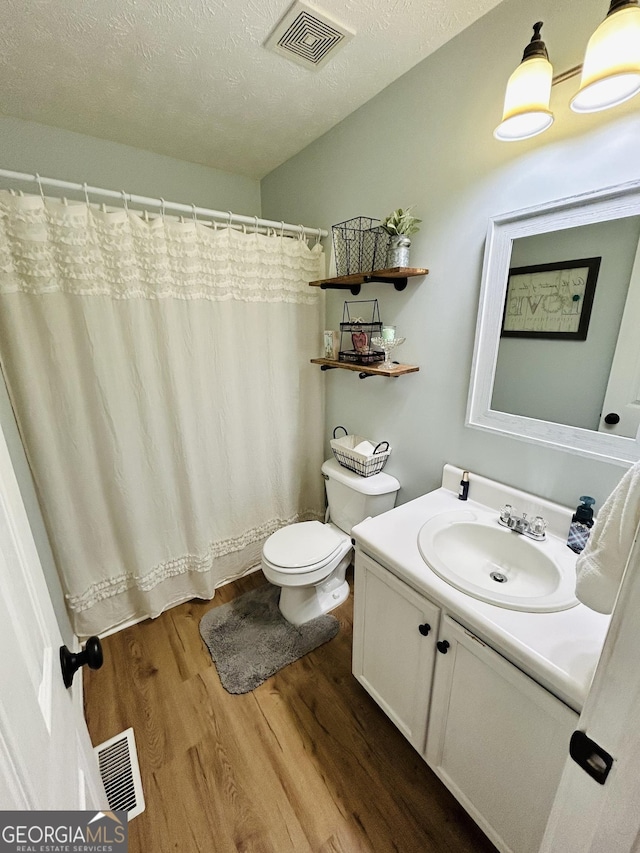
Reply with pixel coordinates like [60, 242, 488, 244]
[494, 22, 554, 142]
[571, 0, 640, 113]
[495, 1, 640, 141]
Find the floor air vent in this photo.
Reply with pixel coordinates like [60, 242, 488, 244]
[265, 1, 354, 70]
[94, 728, 145, 820]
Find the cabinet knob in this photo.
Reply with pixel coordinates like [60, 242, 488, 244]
[437, 640, 450, 654]
[418, 623, 431, 636]
[604, 412, 620, 425]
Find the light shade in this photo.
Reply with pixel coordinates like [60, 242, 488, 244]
[494, 23, 554, 142]
[571, 1, 640, 113]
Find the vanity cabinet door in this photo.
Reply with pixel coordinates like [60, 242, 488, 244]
[426, 615, 578, 853]
[352, 551, 441, 753]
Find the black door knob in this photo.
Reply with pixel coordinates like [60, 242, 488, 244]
[418, 623, 431, 636]
[60, 636, 103, 688]
[604, 413, 620, 425]
[437, 640, 450, 654]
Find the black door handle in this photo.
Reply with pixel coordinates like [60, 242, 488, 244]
[604, 413, 620, 425]
[437, 640, 450, 654]
[60, 636, 103, 688]
[418, 623, 431, 636]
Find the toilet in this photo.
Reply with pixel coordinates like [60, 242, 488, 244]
[262, 458, 400, 625]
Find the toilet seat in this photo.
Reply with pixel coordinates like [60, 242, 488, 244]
[263, 521, 349, 574]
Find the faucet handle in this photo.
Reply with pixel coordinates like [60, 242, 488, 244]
[500, 504, 513, 522]
[530, 515, 547, 537]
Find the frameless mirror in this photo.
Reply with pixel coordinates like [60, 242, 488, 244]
[467, 179, 640, 465]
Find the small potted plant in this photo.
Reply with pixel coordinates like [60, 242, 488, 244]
[381, 207, 421, 268]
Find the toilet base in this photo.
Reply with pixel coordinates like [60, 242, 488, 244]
[277, 556, 351, 626]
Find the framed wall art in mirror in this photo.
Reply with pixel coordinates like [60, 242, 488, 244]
[467, 179, 640, 466]
[501, 257, 601, 340]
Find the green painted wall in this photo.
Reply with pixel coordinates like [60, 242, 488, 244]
[261, 0, 640, 512]
[0, 115, 261, 214]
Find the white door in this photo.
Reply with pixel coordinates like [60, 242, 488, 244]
[426, 616, 578, 853]
[352, 551, 441, 752]
[598, 237, 640, 438]
[541, 522, 640, 853]
[0, 420, 106, 809]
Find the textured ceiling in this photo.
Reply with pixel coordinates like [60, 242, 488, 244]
[0, 0, 505, 179]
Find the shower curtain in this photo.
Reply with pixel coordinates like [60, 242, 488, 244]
[0, 191, 325, 636]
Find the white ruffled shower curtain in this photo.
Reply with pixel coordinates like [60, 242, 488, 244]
[0, 191, 325, 636]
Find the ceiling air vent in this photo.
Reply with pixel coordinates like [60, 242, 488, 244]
[265, 1, 354, 70]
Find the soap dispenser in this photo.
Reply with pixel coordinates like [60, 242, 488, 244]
[458, 471, 470, 501]
[567, 496, 595, 554]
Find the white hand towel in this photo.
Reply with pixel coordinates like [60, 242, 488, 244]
[575, 460, 640, 614]
[353, 440, 375, 457]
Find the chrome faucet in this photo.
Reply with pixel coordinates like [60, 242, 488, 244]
[498, 505, 547, 540]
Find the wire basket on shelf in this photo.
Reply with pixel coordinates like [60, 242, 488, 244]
[332, 217, 391, 276]
[338, 299, 384, 365]
[330, 426, 391, 477]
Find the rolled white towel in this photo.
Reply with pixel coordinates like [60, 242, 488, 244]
[353, 440, 376, 457]
[575, 460, 640, 614]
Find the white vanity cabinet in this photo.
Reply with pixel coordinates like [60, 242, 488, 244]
[353, 551, 579, 853]
[426, 615, 578, 853]
[352, 551, 441, 752]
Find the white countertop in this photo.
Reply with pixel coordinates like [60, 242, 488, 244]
[351, 468, 611, 712]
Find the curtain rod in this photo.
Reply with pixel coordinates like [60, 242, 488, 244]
[0, 168, 328, 241]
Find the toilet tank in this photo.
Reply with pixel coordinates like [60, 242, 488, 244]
[321, 458, 400, 534]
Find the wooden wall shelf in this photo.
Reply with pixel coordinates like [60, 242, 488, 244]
[309, 267, 428, 296]
[311, 358, 419, 379]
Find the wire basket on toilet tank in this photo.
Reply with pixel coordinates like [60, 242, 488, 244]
[330, 426, 391, 477]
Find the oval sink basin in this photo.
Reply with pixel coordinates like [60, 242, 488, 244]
[417, 509, 578, 612]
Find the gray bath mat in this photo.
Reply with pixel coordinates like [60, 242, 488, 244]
[199, 584, 340, 694]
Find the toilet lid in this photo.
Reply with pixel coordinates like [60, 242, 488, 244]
[263, 521, 344, 569]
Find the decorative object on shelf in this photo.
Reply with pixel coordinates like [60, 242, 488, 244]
[381, 324, 397, 342]
[381, 207, 422, 268]
[387, 236, 411, 268]
[371, 326, 406, 370]
[332, 217, 391, 276]
[323, 330, 339, 360]
[338, 299, 385, 365]
[351, 329, 370, 354]
[495, 4, 640, 142]
[330, 426, 391, 477]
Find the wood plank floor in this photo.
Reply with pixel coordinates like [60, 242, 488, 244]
[84, 570, 497, 853]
